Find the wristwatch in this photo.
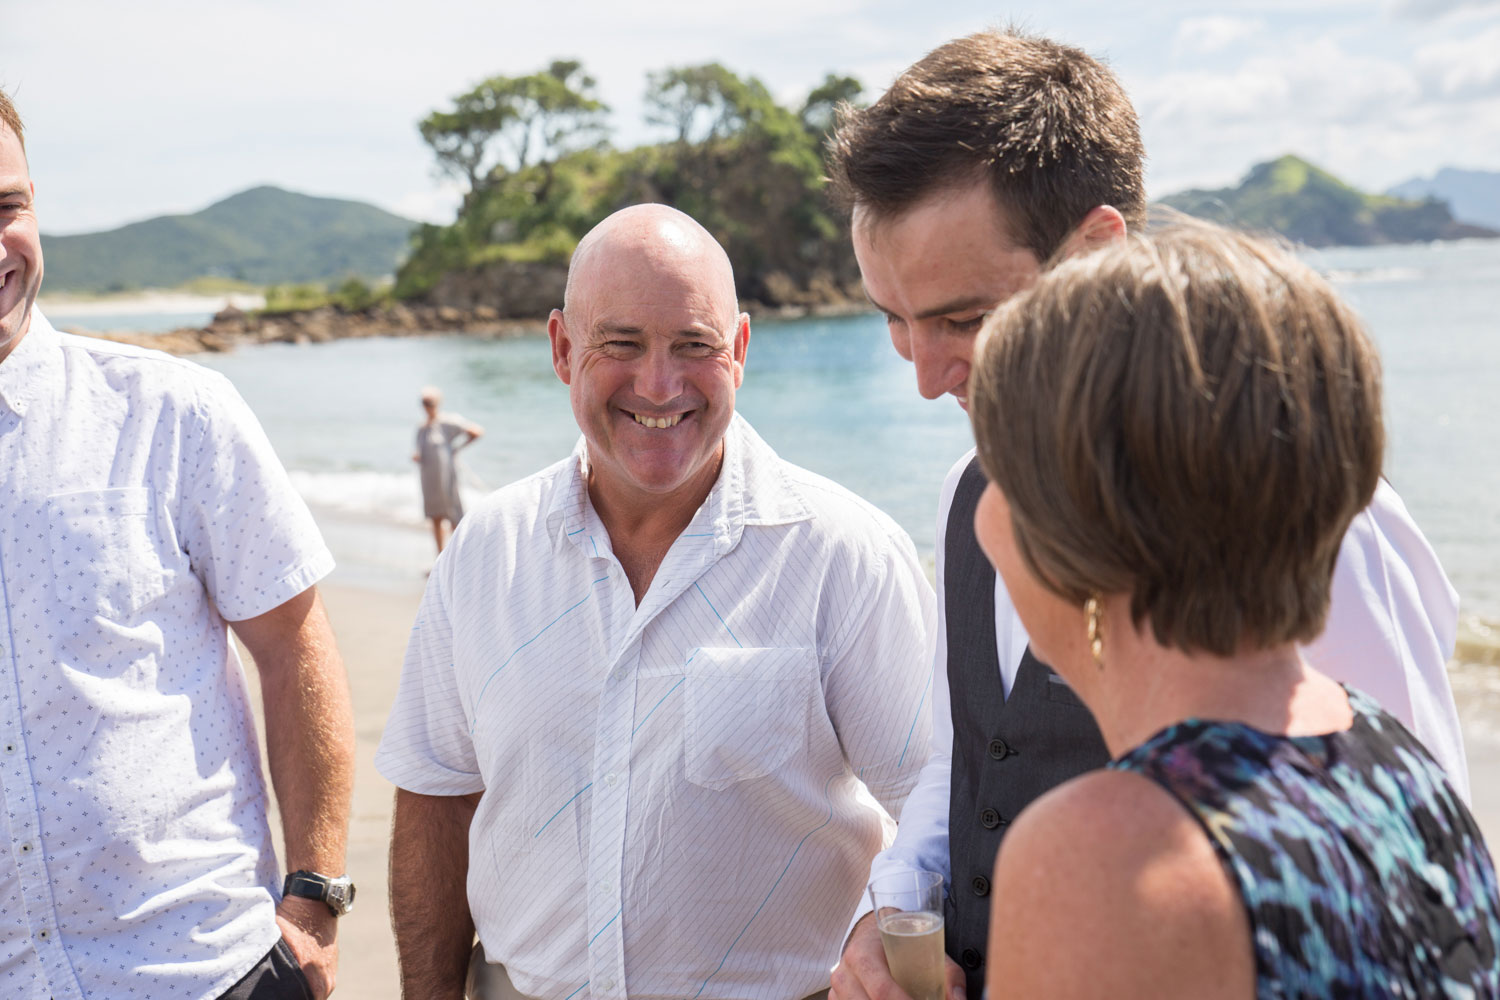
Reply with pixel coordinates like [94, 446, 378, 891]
[283, 870, 357, 916]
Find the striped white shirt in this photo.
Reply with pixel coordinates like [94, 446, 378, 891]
[377, 415, 935, 999]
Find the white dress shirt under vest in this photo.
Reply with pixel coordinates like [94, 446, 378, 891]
[0, 311, 334, 1000]
[377, 414, 936, 999]
[851, 446, 1469, 935]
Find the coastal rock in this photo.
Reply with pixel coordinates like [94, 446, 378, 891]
[73, 264, 869, 357]
[428, 260, 570, 319]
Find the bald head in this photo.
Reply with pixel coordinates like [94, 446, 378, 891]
[546, 202, 751, 518]
[564, 204, 738, 323]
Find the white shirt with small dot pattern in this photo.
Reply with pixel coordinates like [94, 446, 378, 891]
[0, 310, 334, 1000]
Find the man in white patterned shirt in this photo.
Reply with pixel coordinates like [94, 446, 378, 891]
[0, 93, 354, 1000]
[378, 204, 935, 999]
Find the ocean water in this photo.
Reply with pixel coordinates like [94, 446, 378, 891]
[48, 309, 214, 333]
[172, 240, 1498, 656]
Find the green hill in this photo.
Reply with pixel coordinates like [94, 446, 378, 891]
[40, 186, 416, 293]
[1157, 155, 1498, 247]
[1388, 167, 1500, 230]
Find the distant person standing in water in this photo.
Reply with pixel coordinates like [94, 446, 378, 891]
[413, 386, 483, 553]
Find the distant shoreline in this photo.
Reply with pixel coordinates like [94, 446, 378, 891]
[56, 298, 874, 355]
[38, 290, 265, 316]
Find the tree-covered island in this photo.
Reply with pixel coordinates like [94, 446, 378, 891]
[396, 58, 868, 317]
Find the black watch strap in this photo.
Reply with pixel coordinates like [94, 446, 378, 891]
[283, 870, 356, 916]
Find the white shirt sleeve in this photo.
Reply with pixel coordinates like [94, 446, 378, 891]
[822, 524, 938, 814]
[179, 373, 334, 621]
[1303, 478, 1469, 797]
[845, 454, 969, 936]
[376, 556, 487, 795]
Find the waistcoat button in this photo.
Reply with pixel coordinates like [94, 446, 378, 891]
[988, 738, 1009, 759]
[979, 808, 1001, 829]
[961, 947, 983, 969]
[971, 875, 990, 897]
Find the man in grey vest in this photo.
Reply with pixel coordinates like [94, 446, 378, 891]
[825, 28, 1469, 999]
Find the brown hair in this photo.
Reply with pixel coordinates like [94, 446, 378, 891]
[969, 223, 1384, 656]
[0, 89, 23, 152]
[826, 28, 1145, 261]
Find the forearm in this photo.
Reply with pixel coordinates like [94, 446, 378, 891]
[251, 591, 355, 875]
[391, 788, 480, 1000]
[232, 587, 353, 998]
[847, 747, 953, 935]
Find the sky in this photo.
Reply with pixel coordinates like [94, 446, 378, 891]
[6, 0, 1500, 235]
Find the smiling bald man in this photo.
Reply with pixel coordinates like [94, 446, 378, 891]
[378, 204, 937, 1000]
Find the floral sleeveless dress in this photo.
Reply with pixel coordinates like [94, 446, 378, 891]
[1111, 687, 1499, 998]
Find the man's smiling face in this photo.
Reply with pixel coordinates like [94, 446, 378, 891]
[853, 180, 1042, 410]
[0, 125, 41, 363]
[550, 213, 748, 514]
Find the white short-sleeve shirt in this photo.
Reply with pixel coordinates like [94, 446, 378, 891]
[0, 311, 335, 1000]
[377, 414, 936, 999]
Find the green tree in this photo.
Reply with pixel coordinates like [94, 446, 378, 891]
[400, 62, 867, 309]
[419, 59, 609, 207]
[336, 276, 375, 311]
[644, 64, 774, 145]
[800, 73, 863, 136]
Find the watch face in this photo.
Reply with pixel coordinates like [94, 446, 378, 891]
[328, 880, 356, 914]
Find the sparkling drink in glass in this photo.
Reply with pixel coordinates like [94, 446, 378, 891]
[868, 869, 945, 1000]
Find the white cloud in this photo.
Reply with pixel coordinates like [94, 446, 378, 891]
[1139, 38, 1420, 129]
[1416, 24, 1500, 96]
[390, 183, 464, 226]
[1172, 16, 1264, 56]
[8, 0, 1500, 233]
[1389, 0, 1500, 19]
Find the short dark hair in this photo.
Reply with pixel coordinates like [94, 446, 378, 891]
[827, 29, 1145, 261]
[969, 223, 1384, 656]
[0, 89, 23, 152]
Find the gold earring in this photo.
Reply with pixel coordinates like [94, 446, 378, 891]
[1085, 596, 1104, 669]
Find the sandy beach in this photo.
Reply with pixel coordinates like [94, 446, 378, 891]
[36, 290, 266, 316]
[244, 576, 412, 999]
[241, 561, 1500, 999]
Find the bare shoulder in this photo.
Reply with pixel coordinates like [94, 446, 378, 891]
[987, 770, 1253, 1000]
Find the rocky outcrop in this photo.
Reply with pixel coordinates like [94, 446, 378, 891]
[421, 258, 868, 319]
[78, 264, 871, 356]
[84, 302, 545, 355]
[426, 260, 571, 317]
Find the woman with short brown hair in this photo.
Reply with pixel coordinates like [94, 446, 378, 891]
[969, 224, 1498, 999]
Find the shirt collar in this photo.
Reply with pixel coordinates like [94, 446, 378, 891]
[0, 308, 61, 419]
[546, 413, 812, 559]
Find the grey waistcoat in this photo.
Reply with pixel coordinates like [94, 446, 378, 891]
[943, 458, 1110, 992]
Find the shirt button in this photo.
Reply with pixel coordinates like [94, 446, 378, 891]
[3, 742, 15, 754]
[600, 979, 616, 991]
[604, 772, 619, 787]
[18, 843, 32, 854]
[988, 738, 1010, 760]
[37, 928, 49, 940]
[598, 880, 613, 895]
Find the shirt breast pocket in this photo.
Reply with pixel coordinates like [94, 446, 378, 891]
[684, 646, 818, 791]
[48, 488, 171, 619]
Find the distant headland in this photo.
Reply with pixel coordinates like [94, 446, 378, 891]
[39, 57, 1500, 351]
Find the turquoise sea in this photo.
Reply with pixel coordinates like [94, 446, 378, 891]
[48, 240, 1500, 655]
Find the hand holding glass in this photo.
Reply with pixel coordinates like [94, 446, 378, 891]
[868, 869, 945, 1000]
